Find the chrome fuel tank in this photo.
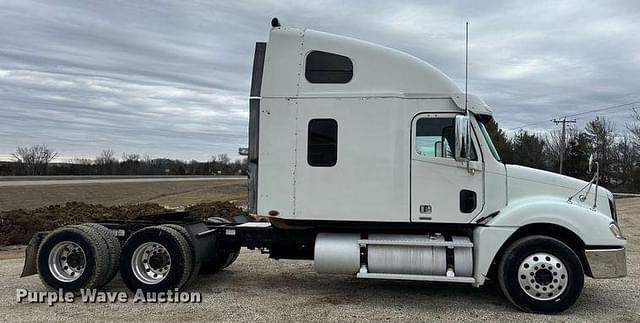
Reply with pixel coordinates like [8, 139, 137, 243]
[314, 233, 473, 277]
[367, 234, 447, 275]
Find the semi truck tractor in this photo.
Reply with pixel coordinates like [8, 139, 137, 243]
[21, 18, 626, 313]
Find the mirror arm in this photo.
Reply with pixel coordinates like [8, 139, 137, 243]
[568, 177, 594, 203]
[567, 161, 600, 208]
[592, 162, 600, 210]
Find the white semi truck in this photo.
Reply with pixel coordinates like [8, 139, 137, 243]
[21, 18, 626, 313]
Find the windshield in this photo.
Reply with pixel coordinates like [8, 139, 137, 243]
[479, 122, 501, 161]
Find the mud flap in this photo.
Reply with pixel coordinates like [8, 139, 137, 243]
[20, 232, 48, 277]
[184, 222, 216, 263]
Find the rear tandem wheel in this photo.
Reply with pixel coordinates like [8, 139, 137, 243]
[119, 226, 193, 293]
[36, 226, 110, 292]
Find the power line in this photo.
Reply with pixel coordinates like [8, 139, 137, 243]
[573, 107, 632, 120]
[563, 100, 640, 119]
[508, 100, 640, 131]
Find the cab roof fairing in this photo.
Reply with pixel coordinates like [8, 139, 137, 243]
[262, 25, 493, 118]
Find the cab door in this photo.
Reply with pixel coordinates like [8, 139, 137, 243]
[410, 113, 484, 223]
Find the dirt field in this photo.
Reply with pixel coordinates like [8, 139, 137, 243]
[0, 176, 231, 181]
[0, 179, 247, 211]
[0, 201, 247, 245]
[0, 199, 637, 322]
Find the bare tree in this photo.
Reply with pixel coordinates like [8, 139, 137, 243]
[122, 153, 140, 163]
[121, 153, 141, 175]
[544, 128, 578, 171]
[613, 135, 636, 189]
[96, 149, 116, 165]
[216, 153, 231, 165]
[585, 117, 616, 185]
[143, 154, 152, 164]
[12, 144, 58, 175]
[628, 108, 640, 144]
[95, 149, 117, 175]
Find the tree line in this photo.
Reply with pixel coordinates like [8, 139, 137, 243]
[0, 147, 247, 176]
[486, 113, 640, 192]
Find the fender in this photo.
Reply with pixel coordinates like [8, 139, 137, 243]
[486, 197, 622, 246]
[471, 196, 625, 286]
[472, 226, 515, 286]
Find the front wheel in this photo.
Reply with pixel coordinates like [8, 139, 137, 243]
[498, 235, 584, 313]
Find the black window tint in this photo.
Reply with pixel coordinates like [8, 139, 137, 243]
[308, 119, 337, 167]
[305, 51, 353, 83]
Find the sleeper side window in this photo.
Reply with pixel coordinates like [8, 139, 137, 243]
[305, 51, 353, 84]
[415, 117, 477, 160]
[308, 119, 338, 167]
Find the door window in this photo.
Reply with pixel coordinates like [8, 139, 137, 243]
[415, 118, 455, 159]
[415, 117, 477, 160]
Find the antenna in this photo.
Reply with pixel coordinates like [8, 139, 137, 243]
[465, 21, 469, 114]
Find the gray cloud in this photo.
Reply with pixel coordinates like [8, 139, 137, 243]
[1, 0, 639, 161]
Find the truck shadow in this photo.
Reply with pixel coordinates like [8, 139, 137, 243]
[196, 267, 519, 314]
[99, 267, 620, 318]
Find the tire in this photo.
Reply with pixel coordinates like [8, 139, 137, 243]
[199, 217, 240, 275]
[36, 226, 110, 292]
[498, 235, 584, 313]
[161, 224, 201, 286]
[120, 226, 193, 293]
[80, 223, 121, 286]
[70, 225, 113, 288]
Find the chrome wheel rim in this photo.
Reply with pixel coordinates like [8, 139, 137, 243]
[131, 242, 171, 285]
[48, 241, 86, 282]
[518, 252, 568, 301]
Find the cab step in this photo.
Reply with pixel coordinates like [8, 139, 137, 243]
[357, 269, 476, 284]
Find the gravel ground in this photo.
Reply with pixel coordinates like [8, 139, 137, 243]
[0, 199, 638, 322]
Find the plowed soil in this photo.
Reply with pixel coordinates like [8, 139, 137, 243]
[0, 201, 246, 245]
[0, 179, 247, 212]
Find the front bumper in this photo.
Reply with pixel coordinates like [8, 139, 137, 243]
[585, 247, 627, 278]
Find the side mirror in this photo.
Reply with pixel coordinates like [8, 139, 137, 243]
[588, 154, 594, 174]
[455, 115, 470, 161]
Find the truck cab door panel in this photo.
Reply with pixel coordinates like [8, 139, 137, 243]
[410, 113, 484, 223]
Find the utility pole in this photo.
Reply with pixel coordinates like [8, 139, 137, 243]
[552, 118, 576, 174]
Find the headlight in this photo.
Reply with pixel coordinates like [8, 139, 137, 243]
[608, 194, 618, 222]
[609, 222, 624, 239]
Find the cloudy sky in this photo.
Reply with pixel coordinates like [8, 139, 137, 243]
[1, 0, 639, 161]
